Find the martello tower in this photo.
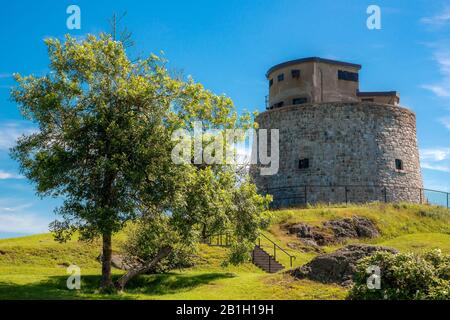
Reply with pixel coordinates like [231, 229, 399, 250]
[252, 57, 423, 207]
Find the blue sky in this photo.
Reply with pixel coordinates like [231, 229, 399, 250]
[1, 0, 450, 238]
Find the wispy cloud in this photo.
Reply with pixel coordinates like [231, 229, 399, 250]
[0, 201, 50, 234]
[421, 162, 450, 173]
[421, 7, 450, 26]
[0, 170, 23, 180]
[421, 147, 450, 173]
[0, 73, 12, 79]
[0, 212, 49, 234]
[440, 117, 450, 130]
[0, 122, 37, 151]
[421, 42, 450, 98]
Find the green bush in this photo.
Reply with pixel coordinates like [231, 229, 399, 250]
[348, 249, 450, 300]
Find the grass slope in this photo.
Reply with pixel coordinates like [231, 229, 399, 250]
[0, 203, 448, 300]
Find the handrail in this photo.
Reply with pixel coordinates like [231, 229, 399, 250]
[208, 231, 296, 268]
[257, 232, 296, 268]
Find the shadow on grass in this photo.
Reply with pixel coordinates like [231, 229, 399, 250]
[125, 272, 235, 295]
[0, 272, 235, 300]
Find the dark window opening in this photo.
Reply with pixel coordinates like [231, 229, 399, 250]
[362, 98, 374, 102]
[271, 101, 284, 109]
[277, 73, 284, 82]
[269, 79, 273, 87]
[338, 70, 359, 82]
[299, 158, 309, 169]
[395, 159, 404, 171]
[291, 69, 300, 79]
[293, 97, 308, 105]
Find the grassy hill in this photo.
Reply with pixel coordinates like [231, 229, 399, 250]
[0, 203, 449, 300]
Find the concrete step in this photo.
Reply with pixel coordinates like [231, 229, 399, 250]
[251, 245, 285, 273]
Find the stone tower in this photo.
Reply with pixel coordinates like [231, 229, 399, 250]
[252, 57, 423, 207]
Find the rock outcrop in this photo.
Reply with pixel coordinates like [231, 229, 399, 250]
[290, 244, 397, 286]
[285, 216, 379, 247]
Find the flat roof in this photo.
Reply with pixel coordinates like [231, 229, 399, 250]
[266, 57, 362, 78]
[357, 91, 398, 97]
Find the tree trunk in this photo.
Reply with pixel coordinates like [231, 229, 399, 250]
[115, 246, 172, 291]
[100, 231, 114, 290]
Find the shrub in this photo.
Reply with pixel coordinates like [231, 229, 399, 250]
[348, 249, 450, 300]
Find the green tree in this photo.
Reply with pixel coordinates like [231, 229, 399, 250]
[11, 34, 186, 289]
[11, 34, 268, 291]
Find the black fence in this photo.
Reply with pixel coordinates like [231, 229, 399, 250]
[263, 185, 449, 209]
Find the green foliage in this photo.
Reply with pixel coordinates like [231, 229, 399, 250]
[349, 249, 450, 300]
[122, 170, 272, 270]
[10, 33, 264, 288]
[121, 216, 196, 273]
[11, 34, 184, 241]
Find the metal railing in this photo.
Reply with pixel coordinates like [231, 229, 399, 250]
[262, 184, 449, 209]
[256, 232, 296, 268]
[208, 231, 296, 269]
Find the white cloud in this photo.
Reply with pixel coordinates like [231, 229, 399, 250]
[0, 170, 23, 180]
[421, 43, 450, 98]
[0, 203, 49, 234]
[421, 84, 450, 97]
[421, 7, 450, 26]
[0, 213, 49, 234]
[421, 162, 450, 173]
[421, 147, 450, 173]
[0, 122, 37, 151]
[440, 117, 450, 130]
[421, 147, 450, 161]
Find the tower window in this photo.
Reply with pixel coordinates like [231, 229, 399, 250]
[338, 70, 359, 82]
[361, 98, 374, 102]
[293, 97, 308, 105]
[395, 159, 404, 171]
[277, 73, 284, 82]
[291, 69, 300, 79]
[269, 79, 273, 87]
[299, 158, 310, 169]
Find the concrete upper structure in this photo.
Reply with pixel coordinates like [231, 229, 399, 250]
[266, 57, 400, 109]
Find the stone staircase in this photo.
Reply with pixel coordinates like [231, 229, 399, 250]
[252, 245, 284, 273]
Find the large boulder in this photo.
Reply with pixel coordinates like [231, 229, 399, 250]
[285, 216, 380, 247]
[290, 244, 397, 286]
[324, 216, 380, 240]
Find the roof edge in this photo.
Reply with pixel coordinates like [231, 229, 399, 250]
[266, 57, 362, 78]
[357, 91, 398, 97]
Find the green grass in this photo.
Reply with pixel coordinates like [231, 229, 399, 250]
[0, 203, 448, 300]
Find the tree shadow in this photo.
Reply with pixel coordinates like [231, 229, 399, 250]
[0, 272, 235, 299]
[0, 275, 129, 300]
[124, 272, 236, 295]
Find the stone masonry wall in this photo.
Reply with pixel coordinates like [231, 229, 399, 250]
[252, 102, 423, 207]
